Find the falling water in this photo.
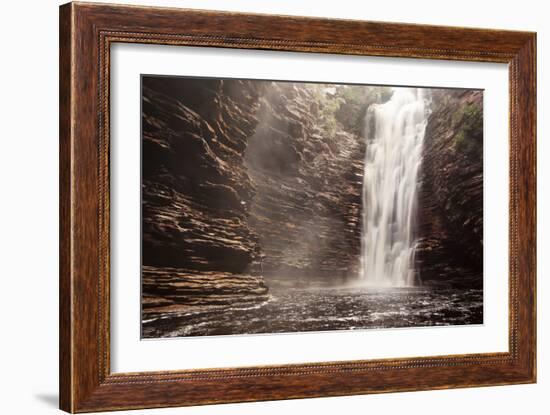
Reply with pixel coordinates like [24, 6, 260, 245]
[360, 88, 430, 287]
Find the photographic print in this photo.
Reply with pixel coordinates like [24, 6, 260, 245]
[141, 75, 483, 339]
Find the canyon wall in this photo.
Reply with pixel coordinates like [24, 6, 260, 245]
[244, 83, 367, 285]
[142, 77, 263, 274]
[416, 89, 484, 288]
[141, 77, 370, 323]
[141, 77, 269, 319]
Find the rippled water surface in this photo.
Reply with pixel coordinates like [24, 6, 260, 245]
[143, 287, 483, 338]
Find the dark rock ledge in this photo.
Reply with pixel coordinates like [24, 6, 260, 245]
[142, 266, 269, 322]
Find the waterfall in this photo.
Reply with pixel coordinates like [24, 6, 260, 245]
[360, 88, 429, 287]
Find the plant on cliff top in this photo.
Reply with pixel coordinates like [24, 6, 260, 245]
[309, 84, 393, 139]
[453, 103, 483, 158]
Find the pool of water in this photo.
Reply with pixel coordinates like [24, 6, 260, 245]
[142, 286, 483, 338]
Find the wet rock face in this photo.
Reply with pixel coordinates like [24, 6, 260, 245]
[142, 77, 264, 274]
[141, 265, 269, 336]
[416, 89, 483, 288]
[142, 78, 365, 279]
[141, 77, 268, 316]
[244, 83, 366, 283]
[141, 77, 367, 317]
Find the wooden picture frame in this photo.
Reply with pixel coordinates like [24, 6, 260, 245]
[59, 2, 536, 412]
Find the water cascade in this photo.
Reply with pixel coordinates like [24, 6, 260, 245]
[360, 88, 430, 287]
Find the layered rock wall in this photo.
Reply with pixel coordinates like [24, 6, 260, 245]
[141, 77, 269, 316]
[416, 89, 483, 288]
[141, 77, 369, 320]
[244, 83, 366, 284]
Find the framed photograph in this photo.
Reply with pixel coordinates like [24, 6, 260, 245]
[59, 2, 536, 412]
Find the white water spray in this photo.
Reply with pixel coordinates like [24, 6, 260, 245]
[360, 88, 430, 287]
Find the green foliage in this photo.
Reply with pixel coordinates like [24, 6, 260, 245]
[334, 85, 392, 135]
[308, 84, 393, 137]
[308, 85, 340, 137]
[453, 103, 483, 157]
[375, 87, 393, 103]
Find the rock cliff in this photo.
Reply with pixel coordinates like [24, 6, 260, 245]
[244, 83, 367, 285]
[416, 89, 483, 288]
[141, 77, 267, 322]
[141, 77, 370, 324]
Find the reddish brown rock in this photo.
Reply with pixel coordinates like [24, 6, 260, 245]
[416, 89, 483, 288]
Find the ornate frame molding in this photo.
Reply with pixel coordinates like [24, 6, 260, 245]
[60, 2, 536, 412]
